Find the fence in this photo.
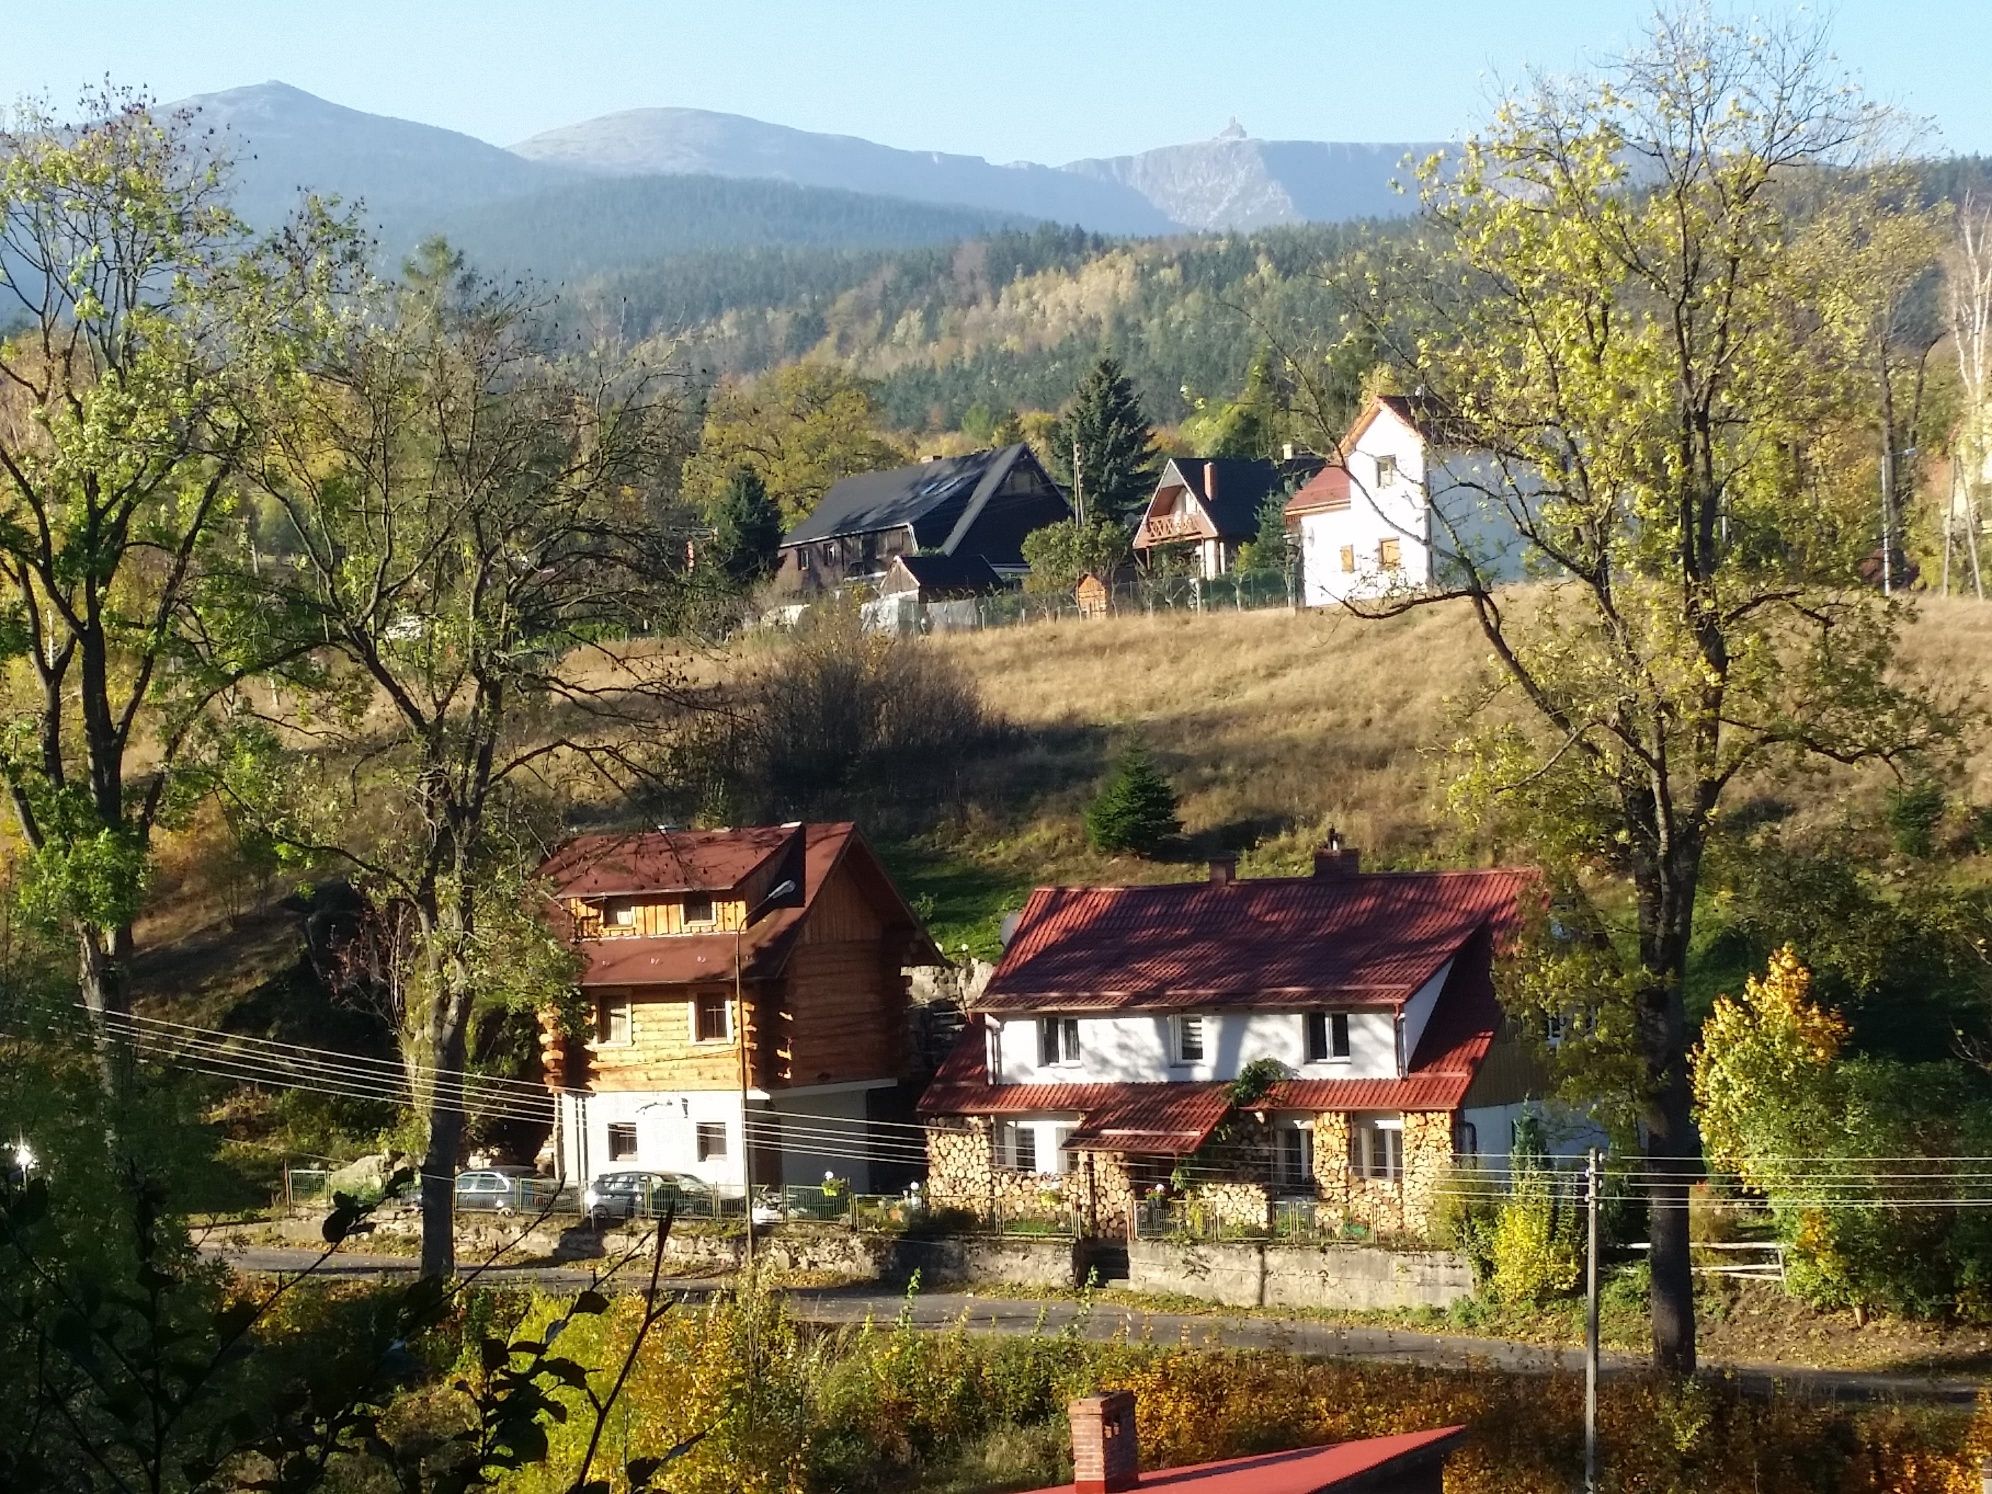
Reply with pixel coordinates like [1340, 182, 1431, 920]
[768, 570, 1302, 638]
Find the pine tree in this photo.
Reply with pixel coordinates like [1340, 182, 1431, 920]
[708, 465, 785, 587]
[1050, 355, 1159, 526]
[1085, 743, 1182, 856]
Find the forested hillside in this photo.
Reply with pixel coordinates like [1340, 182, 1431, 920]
[584, 221, 1398, 431]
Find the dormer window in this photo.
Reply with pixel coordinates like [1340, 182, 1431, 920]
[605, 901, 635, 929]
[684, 894, 716, 928]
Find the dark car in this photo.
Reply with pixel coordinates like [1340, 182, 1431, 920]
[582, 1170, 709, 1225]
[454, 1167, 542, 1214]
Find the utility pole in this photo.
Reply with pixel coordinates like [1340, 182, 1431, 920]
[1074, 440, 1087, 527]
[1584, 1147, 1601, 1494]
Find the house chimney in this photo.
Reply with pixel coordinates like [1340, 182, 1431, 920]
[1282, 441, 1296, 462]
[1313, 828, 1361, 879]
[1209, 855, 1237, 885]
[1204, 459, 1218, 502]
[1069, 1391, 1138, 1494]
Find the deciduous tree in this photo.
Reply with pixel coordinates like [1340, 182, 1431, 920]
[1327, 12, 1956, 1372]
[0, 88, 356, 1077]
[235, 242, 701, 1277]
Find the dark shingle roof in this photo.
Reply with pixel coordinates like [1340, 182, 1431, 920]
[782, 444, 1044, 550]
[1155, 455, 1323, 537]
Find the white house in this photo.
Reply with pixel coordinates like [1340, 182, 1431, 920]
[919, 842, 1584, 1239]
[1287, 394, 1534, 607]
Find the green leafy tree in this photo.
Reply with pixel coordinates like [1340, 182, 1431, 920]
[707, 466, 785, 588]
[234, 244, 696, 1277]
[1019, 518, 1132, 594]
[1047, 355, 1159, 526]
[1337, 13, 1956, 1372]
[1181, 348, 1294, 459]
[1085, 743, 1181, 856]
[683, 363, 907, 527]
[0, 89, 357, 1068]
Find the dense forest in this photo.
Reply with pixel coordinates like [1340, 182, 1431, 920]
[573, 220, 1401, 430]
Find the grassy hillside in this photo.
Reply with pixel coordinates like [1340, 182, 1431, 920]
[876, 600, 1992, 956]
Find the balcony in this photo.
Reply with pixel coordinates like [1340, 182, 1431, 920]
[1142, 514, 1202, 544]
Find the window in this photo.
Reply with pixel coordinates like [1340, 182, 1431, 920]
[1375, 454, 1399, 488]
[1350, 1116, 1403, 1183]
[606, 1122, 638, 1162]
[1304, 1011, 1352, 1064]
[1378, 538, 1403, 571]
[1170, 1015, 1206, 1066]
[1002, 1121, 1039, 1174]
[605, 901, 636, 929]
[693, 993, 732, 1044]
[1037, 1016, 1081, 1067]
[1338, 544, 1356, 573]
[683, 894, 716, 927]
[596, 998, 632, 1046]
[1275, 1126, 1315, 1190]
[798, 548, 812, 572]
[695, 1121, 728, 1162]
[1457, 1119, 1479, 1157]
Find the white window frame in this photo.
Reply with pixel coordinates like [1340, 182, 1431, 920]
[1304, 1011, 1352, 1064]
[1376, 453, 1399, 489]
[596, 998, 633, 1047]
[695, 1120, 729, 1162]
[1274, 1123, 1315, 1192]
[1350, 1115, 1404, 1184]
[1170, 1014, 1206, 1067]
[605, 1121, 639, 1162]
[1037, 1016, 1081, 1068]
[1001, 1120, 1040, 1174]
[690, 992, 733, 1045]
[605, 901, 636, 929]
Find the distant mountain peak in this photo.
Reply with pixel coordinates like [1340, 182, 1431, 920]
[1217, 118, 1248, 142]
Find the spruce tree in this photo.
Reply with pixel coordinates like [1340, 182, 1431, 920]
[1086, 743, 1182, 856]
[708, 465, 785, 587]
[1050, 355, 1159, 526]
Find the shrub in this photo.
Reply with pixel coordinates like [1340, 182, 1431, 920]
[1085, 743, 1181, 856]
[1487, 1111, 1582, 1305]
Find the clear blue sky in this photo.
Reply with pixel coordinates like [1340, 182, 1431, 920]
[6, 1, 1991, 160]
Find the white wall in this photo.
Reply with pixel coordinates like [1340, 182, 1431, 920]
[1296, 408, 1539, 606]
[1396, 960, 1452, 1070]
[770, 1087, 877, 1192]
[1298, 409, 1432, 606]
[560, 1089, 748, 1189]
[990, 1008, 1400, 1085]
[1459, 1102, 1610, 1164]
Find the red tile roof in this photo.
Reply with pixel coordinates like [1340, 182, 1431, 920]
[977, 868, 1532, 1014]
[918, 929, 1504, 1132]
[1020, 1424, 1466, 1493]
[1283, 464, 1351, 517]
[544, 822, 941, 988]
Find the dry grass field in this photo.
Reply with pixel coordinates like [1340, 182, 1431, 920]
[885, 596, 1992, 953]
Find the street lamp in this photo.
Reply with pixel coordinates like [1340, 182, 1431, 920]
[737, 877, 796, 1272]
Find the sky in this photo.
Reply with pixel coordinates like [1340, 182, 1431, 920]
[5, 0, 1992, 161]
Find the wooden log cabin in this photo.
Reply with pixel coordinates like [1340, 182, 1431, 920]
[538, 822, 941, 1192]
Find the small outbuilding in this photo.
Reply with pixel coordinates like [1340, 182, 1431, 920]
[877, 552, 1006, 602]
[1075, 571, 1112, 619]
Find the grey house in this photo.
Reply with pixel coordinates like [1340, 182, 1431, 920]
[776, 444, 1069, 594]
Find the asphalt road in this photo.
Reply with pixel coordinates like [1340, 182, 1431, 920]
[204, 1243, 1984, 1405]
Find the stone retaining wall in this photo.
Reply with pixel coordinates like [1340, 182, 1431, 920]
[1128, 1239, 1473, 1311]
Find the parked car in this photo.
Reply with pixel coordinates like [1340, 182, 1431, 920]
[454, 1167, 542, 1214]
[582, 1170, 710, 1225]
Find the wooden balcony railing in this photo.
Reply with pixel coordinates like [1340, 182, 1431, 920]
[1143, 515, 1201, 543]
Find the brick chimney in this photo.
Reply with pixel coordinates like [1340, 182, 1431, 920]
[1208, 855, 1237, 885]
[1312, 827, 1361, 879]
[1069, 1391, 1138, 1494]
[1204, 459, 1218, 503]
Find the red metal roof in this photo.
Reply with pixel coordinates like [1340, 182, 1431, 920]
[1283, 464, 1351, 517]
[547, 822, 941, 988]
[977, 868, 1532, 1013]
[1063, 1086, 1233, 1155]
[540, 823, 801, 897]
[1020, 1424, 1466, 1493]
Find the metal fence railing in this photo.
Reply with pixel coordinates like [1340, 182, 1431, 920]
[768, 570, 1303, 638]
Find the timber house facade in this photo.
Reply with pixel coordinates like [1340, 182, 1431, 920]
[539, 822, 941, 1192]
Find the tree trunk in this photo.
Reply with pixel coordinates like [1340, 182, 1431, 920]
[418, 1006, 469, 1280]
[1638, 863, 1700, 1375]
[78, 923, 136, 1104]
